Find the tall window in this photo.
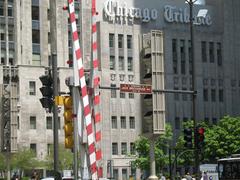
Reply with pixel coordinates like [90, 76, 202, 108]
[188, 40, 192, 74]
[209, 42, 214, 63]
[130, 142, 135, 155]
[111, 84, 117, 98]
[47, 144, 52, 155]
[172, 39, 178, 74]
[46, 116, 52, 129]
[127, 35, 132, 49]
[180, 40, 186, 74]
[118, 34, 123, 48]
[121, 116, 126, 129]
[203, 89, 208, 101]
[30, 143, 37, 155]
[30, 116, 36, 129]
[32, 6, 39, 20]
[127, 57, 133, 71]
[217, 42, 222, 66]
[112, 142, 118, 155]
[113, 169, 119, 180]
[201, 41, 207, 62]
[175, 117, 180, 130]
[219, 89, 224, 102]
[109, 33, 114, 48]
[29, 81, 36, 95]
[182, 87, 188, 101]
[122, 169, 128, 180]
[32, 30, 40, 44]
[119, 56, 124, 70]
[211, 89, 216, 102]
[121, 142, 127, 155]
[110, 56, 115, 70]
[111, 116, 117, 129]
[129, 117, 135, 129]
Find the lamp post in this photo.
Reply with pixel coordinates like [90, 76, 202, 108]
[186, 0, 199, 178]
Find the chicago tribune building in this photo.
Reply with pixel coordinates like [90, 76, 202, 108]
[0, 0, 239, 179]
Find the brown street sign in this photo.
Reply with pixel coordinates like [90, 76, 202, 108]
[120, 84, 152, 94]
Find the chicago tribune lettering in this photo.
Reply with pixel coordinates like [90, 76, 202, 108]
[104, 0, 158, 22]
[103, 0, 212, 26]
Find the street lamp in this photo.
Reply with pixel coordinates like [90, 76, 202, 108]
[185, 0, 198, 178]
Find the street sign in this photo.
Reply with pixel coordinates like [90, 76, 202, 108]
[120, 84, 152, 94]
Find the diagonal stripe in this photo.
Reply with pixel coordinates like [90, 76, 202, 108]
[96, 150, 102, 161]
[95, 113, 101, 123]
[95, 131, 101, 142]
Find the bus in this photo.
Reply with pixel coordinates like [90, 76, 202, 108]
[218, 155, 240, 180]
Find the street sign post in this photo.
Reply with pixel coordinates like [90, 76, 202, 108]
[120, 84, 152, 94]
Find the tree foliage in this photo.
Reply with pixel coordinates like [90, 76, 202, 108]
[0, 152, 6, 170]
[133, 124, 173, 173]
[45, 144, 73, 170]
[203, 116, 240, 161]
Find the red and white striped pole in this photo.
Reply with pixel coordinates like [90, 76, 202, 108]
[68, 0, 98, 179]
[91, 0, 103, 177]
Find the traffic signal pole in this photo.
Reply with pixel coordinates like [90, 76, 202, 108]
[50, 0, 59, 173]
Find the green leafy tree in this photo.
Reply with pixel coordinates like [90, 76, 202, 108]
[45, 144, 73, 170]
[0, 152, 6, 170]
[203, 116, 240, 161]
[133, 124, 173, 173]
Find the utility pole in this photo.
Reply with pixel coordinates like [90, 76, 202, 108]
[187, 0, 199, 178]
[50, 0, 59, 174]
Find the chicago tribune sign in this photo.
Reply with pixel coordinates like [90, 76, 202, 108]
[103, 0, 212, 26]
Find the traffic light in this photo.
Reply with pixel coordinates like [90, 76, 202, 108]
[184, 128, 193, 148]
[63, 96, 74, 149]
[196, 126, 205, 148]
[39, 74, 53, 111]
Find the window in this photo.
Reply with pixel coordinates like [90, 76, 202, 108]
[111, 116, 117, 129]
[127, 57, 133, 71]
[175, 117, 180, 130]
[201, 41, 207, 62]
[112, 142, 118, 155]
[211, 89, 216, 102]
[212, 118, 217, 125]
[203, 89, 208, 101]
[120, 116, 126, 129]
[209, 42, 214, 63]
[122, 168, 128, 180]
[119, 56, 124, 71]
[130, 142, 135, 155]
[113, 169, 119, 180]
[189, 40, 192, 74]
[29, 81, 36, 95]
[180, 40, 186, 75]
[129, 117, 135, 129]
[217, 42, 222, 66]
[111, 84, 117, 98]
[129, 93, 134, 99]
[17, 116, 20, 129]
[46, 116, 52, 129]
[0, 6, 3, 16]
[219, 89, 224, 102]
[32, 6, 39, 20]
[110, 56, 115, 70]
[121, 142, 127, 155]
[30, 116, 36, 129]
[8, 6, 13, 17]
[32, 30, 40, 44]
[204, 117, 209, 124]
[127, 35, 132, 49]
[172, 39, 178, 74]
[109, 33, 114, 48]
[118, 34, 123, 48]
[120, 92, 125, 98]
[30, 143, 37, 155]
[47, 144, 52, 155]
